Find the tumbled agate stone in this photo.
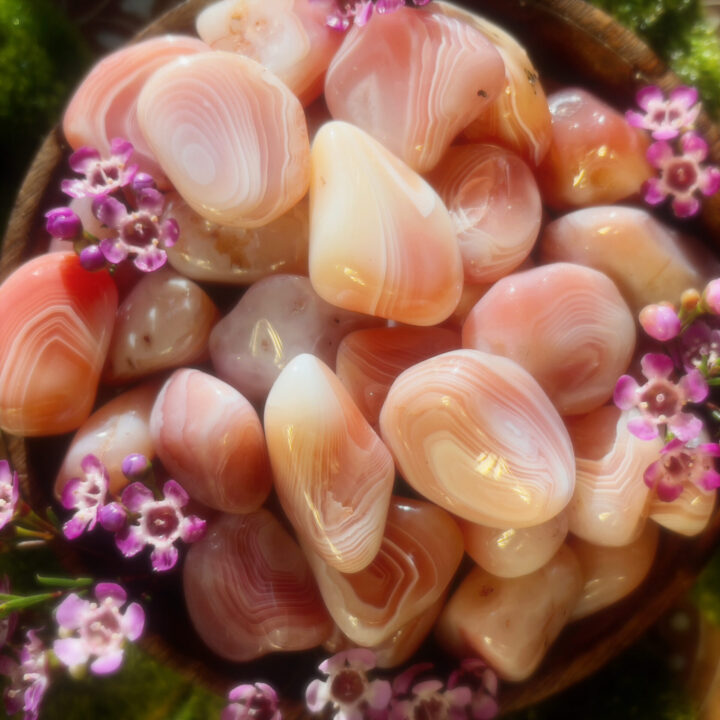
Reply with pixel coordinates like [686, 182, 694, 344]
[137, 52, 310, 228]
[436, 545, 582, 681]
[569, 523, 659, 620]
[184, 510, 332, 661]
[566, 406, 661, 547]
[541, 206, 718, 313]
[0, 252, 117, 436]
[380, 349, 575, 528]
[151, 369, 271, 513]
[55, 382, 157, 497]
[264, 354, 394, 573]
[309, 121, 463, 326]
[458, 511, 568, 579]
[164, 193, 309, 284]
[335, 326, 460, 429]
[427, 144, 541, 284]
[63, 35, 209, 186]
[306, 496, 463, 646]
[209, 274, 379, 405]
[325, 7, 504, 173]
[104, 268, 219, 383]
[650, 484, 716, 537]
[462, 263, 636, 416]
[196, 0, 342, 105]
[537, 88, 652, 209]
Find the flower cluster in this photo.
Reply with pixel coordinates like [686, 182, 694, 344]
[0, 461, 19, 532]
[315, 0, 431, 31]
[626, 85, 720, 217]
[45, 138, 178, 272]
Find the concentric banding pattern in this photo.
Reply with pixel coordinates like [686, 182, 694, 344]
[650, 484, 716, 537]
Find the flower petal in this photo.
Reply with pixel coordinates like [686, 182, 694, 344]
[99, 237, 129, 265]
[306, 679, 330, 712]
[181, 515, 207, 544]
[122, 602, 145, 642]
[627, 416, 660, 441]
[136, 188, 165, 216]
[446, 685, 473, 707]
[680, 132, 708, 161]
[636, 85, 664, 111]
[162, 479, 189, 508]
[95, 583, 127, 606]
[472, 694, 500, 720]
[151, 545, 179, 572]
[669, 85, 698, 109]
[625, 110, 647, 129]
[55, 593, 88, 630]
[641, 353, 675, 380]
[655, 477, 685, 503]
[613, 375, 639, 410]
[115, 525, 145, 557]
[680, 369, 709, 403]
[80, 454, 105, 476]
[672, 195, 700, 218]
[700, 167, 720, 196]
[60, 477, 83, 510]
[669, 412, 704, 443]
[698, 469, 720, 492]
[134, 246, 167, 273]
[69, 147, 100, 174]
[646, 141, 673, 168]
[53, 637, 89, 669]
[63, 513, 89, 540]
[367, 679, 392, 710]
[643, 177, 666, 205]
[90, 649, 124, 675]
[161, 218, 180, 248]
[121, 482, 154, 512]
[93, 195, 128, 229]
[643, 458, 664, 491]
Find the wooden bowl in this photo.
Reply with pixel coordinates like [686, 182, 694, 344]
[2, 0, 720, 716]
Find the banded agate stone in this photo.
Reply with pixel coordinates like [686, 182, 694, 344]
[196, 0, 342, 105]
[436, 545, 583, 681]
[650, 484, 716, 537]
[137, 52, 310, 228]
[151, 369, 271, 513]
[380, 349, 575, 528]
[0, 252, 117, 436]
[309, 121, 463, 326]
[462, 263, 636, 416]
[183, 510, 332, 661]
[324, 6, 504, 172]
[264, 354, 394, 573]
[306, 497, 463, 646]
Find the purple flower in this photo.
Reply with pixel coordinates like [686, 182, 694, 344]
[0, 460, 19, 531]
[318, 0, 408, 31]
[391, 663, 472, 720]
[115, 480, 206, 572]
[626, 85, 700, 140]
[61, 138, 138, 199]
[644, 438, 720, 502]
[704, 278, 720, 315]
[45, 207, 82, 240]
[613, 353, 708, 442]
[306, 649, 392, 720]
[638, 303, 682, 342]
[60, 454, 109, 540]
[447, 659, 499, 720]
[79, 244, 107, 272]
[644, 132, 720, 218]
[678, 320, 720, 371]
[0, 629, 49, 720]
[53, 583, 144, 675]
[0, 578, 17, 652]
[94, 188, 179, 272]
[222, 683, 282, 720]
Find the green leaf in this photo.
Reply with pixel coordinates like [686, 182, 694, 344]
[0, 591, 57, 618]
[35, 574, 93, 589]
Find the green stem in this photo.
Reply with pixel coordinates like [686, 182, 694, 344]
[0, 591, 60, 618]
[35, 574, 93, 589]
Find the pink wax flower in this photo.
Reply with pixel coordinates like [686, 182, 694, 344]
[626, 85, 700, 140]
[614, 353, 708, 442]
[319, 0, 430, 31]
[0, 629, 49, 720]
[115, 480, 206, 572]
[0, 460, 19, 532]
[45, 207, 82, 240]
[677, 320, 720, 372]
[222, 682, 282, 720]
[644, 133, 720, 218]
[704, 278, 720, 315]
[94, 187, 179, 272]
[639, 302, 682, 342]
[61, 138, 138, 199]
[306, 649, 392, 720]
[60, 454, 109, 540]
[391, 663, 472, 720]
[53, 582, 144, 675]
[447, 659, 499, 720]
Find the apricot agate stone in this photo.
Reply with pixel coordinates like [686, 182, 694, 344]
[209, 274, 378, 405]
[650, 484, 716, 537]
[325, 7, 504, 173]
[306, 497, 463, 646]
[151, 369, 271, 513]
[462, 263, 636, 416]
[427, 144, 541, 284]
[183, 510, 332, 661]
[309, 121, 462, 326]
[437, 545, 582, 681]
[137, 52, 310, 228]
[196, 0, 342, 105]
[264, 354, 394, 573]
[0, 252, 117, 436]
[63, 35, 209, 186]
[380, 349, 575, 528]
[538, 88, 652, 209]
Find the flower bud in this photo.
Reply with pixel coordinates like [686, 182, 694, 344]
[704, 278, 720, 314]
[681, 288, 702, 313]
[98, 502, 127, 532]
[79, 245, 106, 272]
[121, 453, 150, 480]
[45, 207, 81, 239]
[132, 172, 155, 192]
[639, 303, 681, 342]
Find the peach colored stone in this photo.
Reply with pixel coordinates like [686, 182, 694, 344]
[650, 484, 716, 537]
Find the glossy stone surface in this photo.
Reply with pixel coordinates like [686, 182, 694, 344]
[325, 7, 504, 172]
[309, 121, 462, 325]
[104, 268, 219, 383]
[566, 406, 661, 547]
[336, 326, 460, 429]
[63, 35, 209, 187]
[196, 0, 342, 105]
[537, 88, 652, 209]
[306, 496, 463, 646]
[380, 349, 575, 528]
[569, 523, 659, 620]
[0, 252, 117, 436]
[427, 144, 541, 283]
[137, 52, 310, 228]
[462, 263, 636, 416]
[151, 369, 271, 513]
[264, 354, 394, 572]
[650, 484, 716, 537]
[436, 545, 582, 681]
[209, 274, 379, 405]
[183, 510, 332, 661]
